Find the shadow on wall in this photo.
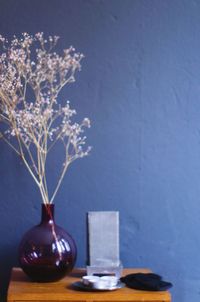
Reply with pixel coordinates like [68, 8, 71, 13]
[0, 245, 18, 302]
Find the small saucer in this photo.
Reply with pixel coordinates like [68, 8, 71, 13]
[72, 281, 125, 291]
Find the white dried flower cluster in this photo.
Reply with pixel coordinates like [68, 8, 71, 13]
[0, 33, 91, 204]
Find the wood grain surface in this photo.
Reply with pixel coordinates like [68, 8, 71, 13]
[7, 268, 171, 302]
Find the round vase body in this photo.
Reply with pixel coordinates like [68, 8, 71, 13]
[18, 204, 77, 282]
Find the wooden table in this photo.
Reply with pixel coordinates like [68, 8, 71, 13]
[7, 268, 171, 302]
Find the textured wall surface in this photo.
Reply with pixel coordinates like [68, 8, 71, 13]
[0, 0, 200, 301]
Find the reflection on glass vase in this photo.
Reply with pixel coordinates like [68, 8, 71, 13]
[18, 204, 77, 282]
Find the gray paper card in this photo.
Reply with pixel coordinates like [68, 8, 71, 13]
[87, 211, 120, 266]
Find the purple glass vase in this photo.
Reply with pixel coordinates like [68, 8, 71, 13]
[18, 204, 77, 282]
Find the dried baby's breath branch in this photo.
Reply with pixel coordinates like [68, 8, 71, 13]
[0, 33, 91, 204]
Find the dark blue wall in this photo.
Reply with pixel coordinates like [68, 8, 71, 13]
[0, 0, 199, 301]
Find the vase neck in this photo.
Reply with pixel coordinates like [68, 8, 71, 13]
[41, 204, 54, 223]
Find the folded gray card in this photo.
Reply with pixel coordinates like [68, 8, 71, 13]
[87, 211, 120, 266]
